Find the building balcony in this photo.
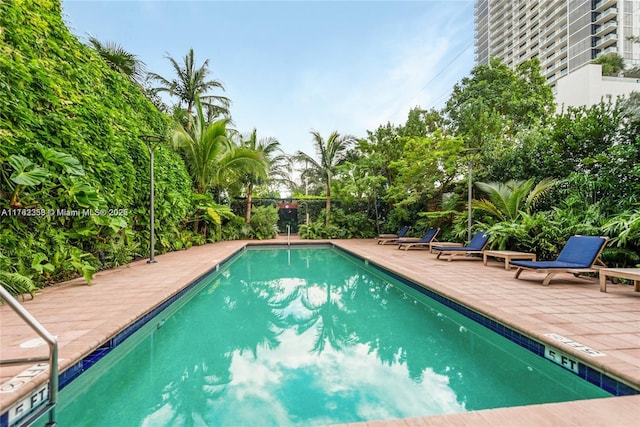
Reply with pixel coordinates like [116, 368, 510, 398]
[544, 24, 567, 45]
[540, 3, 566, 24]
[595, 33, 618, 49]
[474, 3, 488, 18]
[540, 18, 563, 35]
[594, 8, 617, 24]
[593, 20, 617, 36]
[542, 42, 556, 55]
[593, 0, 617, 12]
[490, 6, 508, 25]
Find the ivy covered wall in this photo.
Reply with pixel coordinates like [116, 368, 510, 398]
[0, 0, 193, 289]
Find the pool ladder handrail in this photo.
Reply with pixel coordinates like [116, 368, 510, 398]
[287, 225, 290, 246]
[0, 285, 58, 426]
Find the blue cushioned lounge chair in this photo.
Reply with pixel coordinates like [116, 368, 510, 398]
[377, 225, 410, 245]
[432, 231, 490, 261]
[510, 235, 608, 286]
[397, 227, 440, 251]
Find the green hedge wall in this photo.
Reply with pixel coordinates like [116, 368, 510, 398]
[0, 0, 193, 288]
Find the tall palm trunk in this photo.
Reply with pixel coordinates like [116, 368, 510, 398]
[325, 175, 331, 226]
[245, 182, 253, 224]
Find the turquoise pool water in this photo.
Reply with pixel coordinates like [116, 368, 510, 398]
[47, 246, 610, 426]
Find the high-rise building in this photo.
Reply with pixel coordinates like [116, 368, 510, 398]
[474, 0, 640, 106]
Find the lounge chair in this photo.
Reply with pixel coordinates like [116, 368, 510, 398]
[510, 235, 608, 286]
[377, 226, 410, 245]
[432, 231, 490, 261]
[397, 227, 440, 251]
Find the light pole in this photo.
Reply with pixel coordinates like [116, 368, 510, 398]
[304, 160, 309, 225]
[462, 148, 480, 242]
[141, 135, 163, 264]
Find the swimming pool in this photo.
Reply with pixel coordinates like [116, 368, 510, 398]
[37, 245, 611, 426]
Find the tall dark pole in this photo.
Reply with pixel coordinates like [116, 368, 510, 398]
[142, 135, 163, 264]
[462, 148, 480, 242]
[467, 157, 473, 242]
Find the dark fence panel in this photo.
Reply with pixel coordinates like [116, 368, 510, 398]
[232, 197, 392, 232]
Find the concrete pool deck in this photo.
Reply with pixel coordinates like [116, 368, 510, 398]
[1, 237, 639, 426]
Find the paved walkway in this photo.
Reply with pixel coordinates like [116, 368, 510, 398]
[1, 237, 639, 426]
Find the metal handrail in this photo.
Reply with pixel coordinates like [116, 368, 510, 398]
[0, 285, 58, 426]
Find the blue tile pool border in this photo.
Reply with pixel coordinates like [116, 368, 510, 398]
[338, 246, 640, 397]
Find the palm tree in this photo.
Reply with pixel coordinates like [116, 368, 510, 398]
[295, 130, 354, 225]
[87, 36, 147, 85]
[172, 97, 266, 231]
[473, 178, 557, 222]
[592, 52, 625, 76]
[149, 48, 230, 120]
[239, 129, 291, 223]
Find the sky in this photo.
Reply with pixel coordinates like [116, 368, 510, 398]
[61, 0, 476, 157]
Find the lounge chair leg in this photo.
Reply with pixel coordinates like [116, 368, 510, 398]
[542, 273, 557, 286]
[436, 252, 443, 260]
[514, 268, 524, 279]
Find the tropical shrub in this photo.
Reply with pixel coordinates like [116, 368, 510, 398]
[473, 178, 557, 222]
[298, 208, 374, 239]
[602, 208, 640, 267]
[0, 270, 36, 300]
[299, 221, 343, 239]
[340, 212, 376, 238]
[479, 212, 564, 260]
[249, 205, 279, 240]
[221, 215, 252, 241]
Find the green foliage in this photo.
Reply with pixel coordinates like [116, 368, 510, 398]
[387, 131, 464, 209]
[221, 215, 252, 241]
[479, 212, 565, 260]
[299, 221, 343, 239]
[0, 270, 36, 300]
[236, 129, 289, 224]
[326, 208, 375, 238]
[445, 57, 554, 143]
[603, 208, 640, 248]
[295, 131, 355, 225]
[188, 193, 238, 242]
[148, 48, 230, 119]
[0, 0, 193, 293]
[592, 53, 625, 76]
[480, 98, 639, 216]
[601, 208, 640, 267]
[249, 205, 279, 240]
[342, 212, 375, 238]
[172, 97, 267, 198]
[381, 205, 412, 234]
[473, 178, 557, 222]
[87, 36, 147, 85]
[359, 123, 403, 189]
[299, 208, 374, 239]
